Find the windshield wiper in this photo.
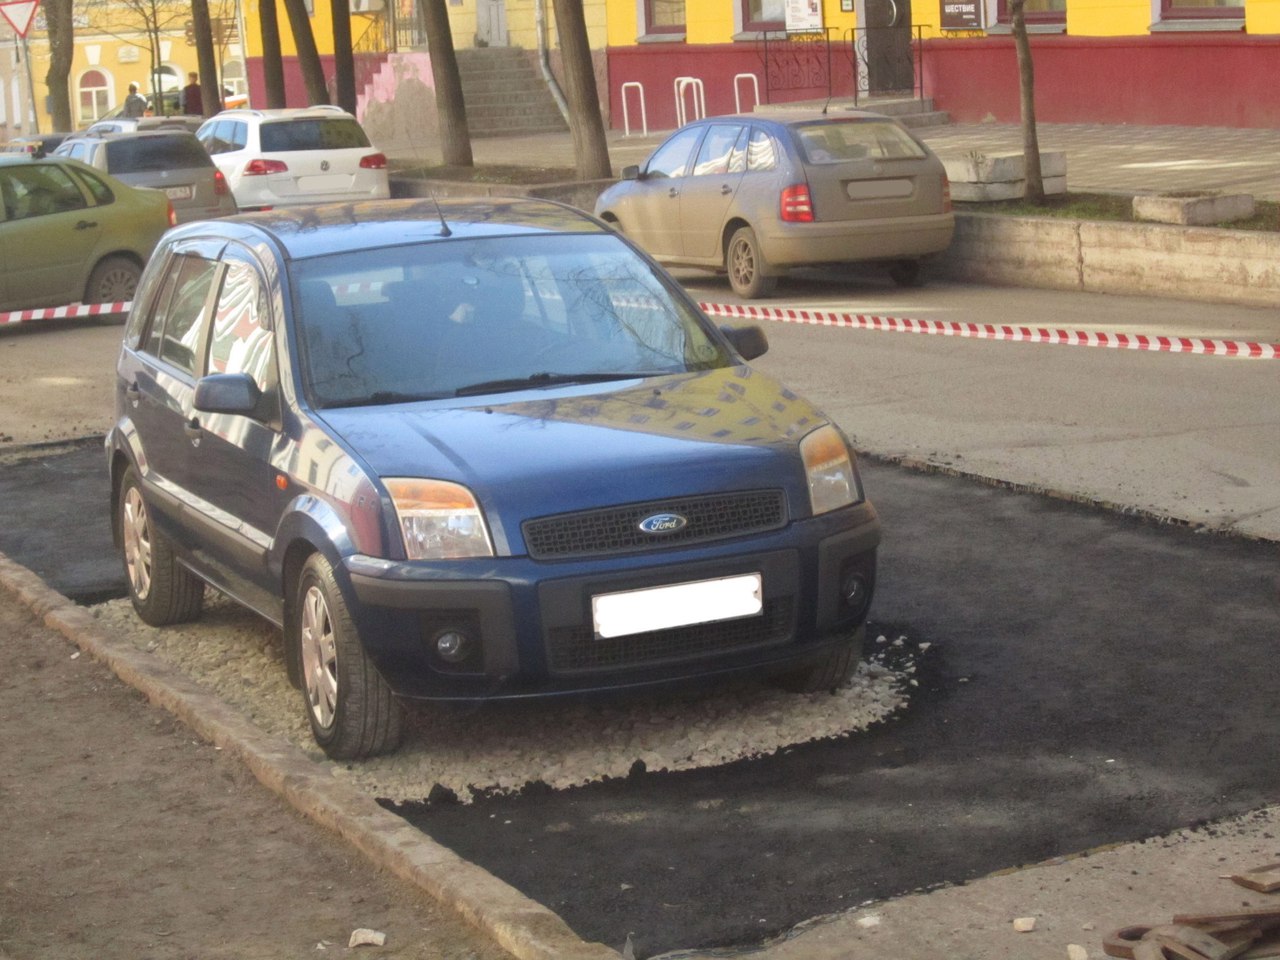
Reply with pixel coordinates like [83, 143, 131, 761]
[328, 390, 451, 408]
[453, 371, 662, 398]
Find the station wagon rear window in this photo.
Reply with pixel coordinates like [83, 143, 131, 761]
[261, 118, 372, 152]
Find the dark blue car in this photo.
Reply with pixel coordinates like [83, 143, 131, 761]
[108, 198, 880, 759]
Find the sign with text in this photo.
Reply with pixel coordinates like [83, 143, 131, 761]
[786, 0, 823, 32]
[940, 0, 982, 29]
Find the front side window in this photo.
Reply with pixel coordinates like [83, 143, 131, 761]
[1160, 0, 1241, 18]
[645, 0, 685, 33]
[209, 260, 275, 393]
[644, 126, 704, 179]
[0, 164, 87, 220]
[742, 0, 784, 32]
[996, 0, 1066, 23]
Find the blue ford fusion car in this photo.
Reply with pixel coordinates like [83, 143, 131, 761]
[107, 198, 880, 760]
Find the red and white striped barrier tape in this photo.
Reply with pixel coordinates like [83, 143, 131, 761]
[698, 302, 1280, 360]
[1, 301, 131, 326]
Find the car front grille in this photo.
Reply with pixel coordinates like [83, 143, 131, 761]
[545, 597, 795, 674]
[522, 490, 788, 560]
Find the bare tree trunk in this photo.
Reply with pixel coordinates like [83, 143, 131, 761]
[420, 0, 472, 166]
[1010, 0, 1044, 203]
[549, 0, 611, 180]
[331, 0, 356, 113]
[43, 0, 74, 131]
[280, 0, 330, 105]
[259, 0, 287, 107]
[191, 0, 222, 116]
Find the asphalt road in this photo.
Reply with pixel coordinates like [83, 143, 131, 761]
[3, 439, 1277, 958]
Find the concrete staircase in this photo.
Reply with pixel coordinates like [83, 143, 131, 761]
[455, 47, 567, 138]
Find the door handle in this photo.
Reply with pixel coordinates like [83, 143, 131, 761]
[74, 220, 97, 230]
[720, 184, 733, 195]
[668, 187, 679, 198]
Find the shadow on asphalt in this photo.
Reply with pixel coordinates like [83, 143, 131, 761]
[4, 441, 1278, 958]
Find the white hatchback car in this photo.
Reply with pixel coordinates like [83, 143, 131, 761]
[195, 106, 390, 211]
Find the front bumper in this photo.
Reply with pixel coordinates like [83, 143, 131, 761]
[343, 500, 881, 701]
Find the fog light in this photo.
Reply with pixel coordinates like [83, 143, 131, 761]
[841, 574, 869, 612]
[434, 630, 470, 663]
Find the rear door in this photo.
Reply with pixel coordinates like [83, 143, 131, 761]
[792, 118, 946, 222]
[677, 123, 748, 261]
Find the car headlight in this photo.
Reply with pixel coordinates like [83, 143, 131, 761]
[384, 478, 494, 560]
[800, 425, 861, 515]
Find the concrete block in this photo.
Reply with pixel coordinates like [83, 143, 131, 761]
[943, 150, 1067, 184]
[950, 175, 1067, 202]
[1132, 193, 1256, 226]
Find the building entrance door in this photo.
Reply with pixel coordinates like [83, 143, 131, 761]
[476, 0, 508, 46]
[864, 0, 914, 96]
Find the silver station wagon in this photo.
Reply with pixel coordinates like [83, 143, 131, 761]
[595, 110, 955, 298]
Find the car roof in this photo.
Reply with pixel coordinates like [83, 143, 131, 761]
[209, 106, 355, 123]
[167, 197, 611, 261]
[691, 109, 908, 129]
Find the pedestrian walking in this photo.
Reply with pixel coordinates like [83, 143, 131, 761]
[123, 83, 147, 118]
[181, 72, 203, 116]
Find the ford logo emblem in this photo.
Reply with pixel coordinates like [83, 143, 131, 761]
[638, 513, 688, 535]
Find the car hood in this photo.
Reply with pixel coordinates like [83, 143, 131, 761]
[316, 366, 832, 538]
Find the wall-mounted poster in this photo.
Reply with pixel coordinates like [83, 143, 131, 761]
[940, 0, 982, 29]
[786, 0, 823, 32]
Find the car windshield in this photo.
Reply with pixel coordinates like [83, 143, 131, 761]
[260, 118, 371, 152]
[292, 233, 733, 408]
[794, 119, 928, 163]
[105, 135, 211, 172]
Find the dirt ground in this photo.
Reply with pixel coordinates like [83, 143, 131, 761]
[0, 590, 509, 960]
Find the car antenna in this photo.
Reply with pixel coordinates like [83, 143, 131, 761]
[430, 192, 452, 237]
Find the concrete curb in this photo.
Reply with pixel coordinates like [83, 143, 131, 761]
[0, 552, 619, 960]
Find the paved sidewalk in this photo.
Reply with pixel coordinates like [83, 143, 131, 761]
[386, 116, 1280, 200]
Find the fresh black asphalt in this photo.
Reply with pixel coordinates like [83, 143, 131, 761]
[5, 438, 1278, 959]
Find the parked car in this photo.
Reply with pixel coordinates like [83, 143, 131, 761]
[594, 110, 955, 298]
[55, 130, 237, 223]
[83, 115, 204, 137]
[107, 197, 881, 760]
[195, 106, 390, 211]
[0, 154, 174, 312]
[2, 132, 75, 159]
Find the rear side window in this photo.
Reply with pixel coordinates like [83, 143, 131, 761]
[745, 129, 779, 172]
[70, 168, 115, 205]
[795, 120, 928, 164]
[142, 255, 220, 376]
[199, 120, 248, 154]
[105, 135, 213, 173]
[260, 118, 371, 152]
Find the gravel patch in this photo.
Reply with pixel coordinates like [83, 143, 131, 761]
[91, 595, 918, 803]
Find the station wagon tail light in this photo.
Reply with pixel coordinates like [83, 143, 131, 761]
[243, 158, 288, 176]
[800, 425, 860, 515]
[359, 152, 387, 169]
[384, 478, 494, 560]
[213, 169, 230, 196]
[780, 184, 814, 222]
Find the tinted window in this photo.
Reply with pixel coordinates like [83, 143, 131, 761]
[643, 126, 703, 179]
[209, 261, 274, 393]
[104, 135, 213, 173]
[71, 167, 115, 205]
[0, 164, 87, 220]
[259, 118, 371, 152]
[794, 119, 927, 163]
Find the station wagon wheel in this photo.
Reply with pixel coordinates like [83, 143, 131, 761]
[727, 226, 778, 299]
[85, 255, 142, 305]
[773, 624, 865, 694]
[118, 465, 204, 626]
[295, 553, 405, 760]
[888, 259, 923, 288]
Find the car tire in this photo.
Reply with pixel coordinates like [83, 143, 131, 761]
[888, 259, 923, 288]
[727, 226, 778, 299]
[295, 553, 405, 760]
[85, 255, 142, 305]
[772, 624, 865, 694]
[118, 466, 204, 627]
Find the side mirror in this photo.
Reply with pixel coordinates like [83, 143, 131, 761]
[719, 323, 769, 361]
[622, 164, 641, 181]
[194, 372, 263, 416]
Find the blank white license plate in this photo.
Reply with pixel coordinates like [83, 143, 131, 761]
[163, 185, 193, 200]
[591, 573, 763, 640]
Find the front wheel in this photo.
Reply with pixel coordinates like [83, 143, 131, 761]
[772, 625, 865, 694]
[888, 259, 923, 288]
[726, 226, 778, 299]
[118, 466, 204, 626]
[294, 553, 405, 760]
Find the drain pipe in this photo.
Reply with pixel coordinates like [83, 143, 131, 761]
[535, 0, 571, 124]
